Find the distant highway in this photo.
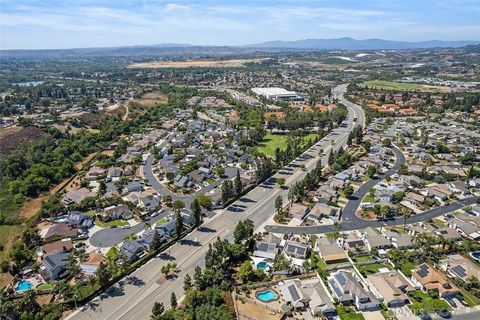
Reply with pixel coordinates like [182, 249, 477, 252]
[67, 84, 365, 320]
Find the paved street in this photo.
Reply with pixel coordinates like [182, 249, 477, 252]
[67, 84, 365, 320]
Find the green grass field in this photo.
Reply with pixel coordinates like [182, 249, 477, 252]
[362, 80, 448, 92]
[257, 133, 318, 158]
[337, 306, 365, 320]
[95, 219, 129, 227]
[408, 290, 451, 313]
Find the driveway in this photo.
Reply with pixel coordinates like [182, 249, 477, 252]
[89, 211, 170, 248]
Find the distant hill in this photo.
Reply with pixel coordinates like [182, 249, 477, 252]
[247, 37, 480, 50]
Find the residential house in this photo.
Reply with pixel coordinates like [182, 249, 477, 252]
[368, 270, 415, 307]
[439, 254, 480, 283]
[80, 253, 104, 276]
[344, 231, 368, 255]
[62, 188, 96, 205]
[447, 215, 480, 240]
[138, 194, 161, 213]
[67, 211, 93, 228]
[102, 204, 134, 220]
[363, 227, 392, 252]
[411, 263, 459, 298]
[327, 270, 380, 310]
[123, 181, 143, 194]
[44, 223, 79, 241]
[382, 230, 413, 249]
[155, 219, 177, 237]
[253, 234, 280, 260]
[289, 203, 310, 220]
[39, 252, 71, 280]
[40, 240, 73, 257]
[316, 237, 348, 264]
[284, 237, 309, 259]
[120, 240, 145, 262]
[85, 166, 106, 181]
[448, 181, 470, 196]
[139, 229, 166, 250]
[404, 192, 426, 207]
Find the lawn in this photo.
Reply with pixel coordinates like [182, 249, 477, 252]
[156, 218, 168, 225]
[459, 287, 480, 307]
[355, 255, 375, 263]
[363, 195, 376, 203]
[257, 133, 319, 158]
[337, 306, 365, 320]
[95, 219, 128, 227]
[36, 282, 54, 291]
[358, 262, 391, 276]
[408, 290, 451, 314]
[400, 261, 416, 277]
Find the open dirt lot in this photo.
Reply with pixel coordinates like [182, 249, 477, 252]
[128, 58, 268, 69]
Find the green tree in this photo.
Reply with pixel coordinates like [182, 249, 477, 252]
[342, 185, 354, 198]
[234, 170, 243, 196]
[151, 302, 165, 319]
[236, 261, 254, 283]
[183, 273, 192, 292]
[95, 262, 111, 286]
[190, 198, 202, 226]
[151, 230, 162, 252]
[170, 292, 177, 310]
[172, 200, 184, 214]
[274, 195, 283, 215]
[276, 177, 286, 188]
[175, 212, 183, 239]
[196, 193, 212, 209]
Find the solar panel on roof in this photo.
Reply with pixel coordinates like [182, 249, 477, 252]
[297, 248, 306, 256]
[335, 273, 347, 286]
[420, 264, 428, 270]
[288, 285, 300, 301]
[258, 243, 268, 251]
[418, 269, 428, 278]
[287, 245, 296, 253]
[451, 265, 467, 278]
[329, 279, 343, 297]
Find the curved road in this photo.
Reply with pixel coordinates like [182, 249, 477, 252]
[341, 145, 405, 224]
[265, 196, 479, 234]
[67, 84, 366, 320]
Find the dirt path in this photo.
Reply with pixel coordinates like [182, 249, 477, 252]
[122, 103, 129, 121]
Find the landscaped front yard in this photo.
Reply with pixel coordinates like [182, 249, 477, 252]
[337, 306, 365, 320]
[358, 262, 392, 276]
[95, 219, 129, 227]
[408, 290, 451, 314]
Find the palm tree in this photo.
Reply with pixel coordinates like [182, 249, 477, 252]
[53, 280, 69, 311]
[401, 208, 411, 231]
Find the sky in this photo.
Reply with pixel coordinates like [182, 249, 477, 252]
[1, 0, 479, 50]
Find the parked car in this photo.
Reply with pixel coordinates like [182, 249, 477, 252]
[437, 310, 452, 319]
[122, 225, 131, 230]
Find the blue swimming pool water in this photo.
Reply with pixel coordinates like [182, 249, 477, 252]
[52, 215, 67, 223]
[16, 280, 33, 292]
[256, 262, 268, 269]
[471, 251, 480, 261]
[256, 290, 279, 302]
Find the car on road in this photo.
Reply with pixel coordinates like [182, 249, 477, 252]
[437, 309, 452, 319]
[122, 226, 131, 230]
[110, 225, 117, 228]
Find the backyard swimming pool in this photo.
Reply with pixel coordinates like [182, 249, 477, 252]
[256, 289, 279, 303]
[256, 262, 268, 270]
[15, 280, 33, 292]
[470, 251, 480, 262]
[52, 215, 68, 223]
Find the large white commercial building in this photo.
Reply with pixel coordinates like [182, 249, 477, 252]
[251, 87, 303, 102]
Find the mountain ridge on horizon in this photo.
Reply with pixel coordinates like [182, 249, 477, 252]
[245, 37, 479, 50]
[1, 37, 479, 54]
